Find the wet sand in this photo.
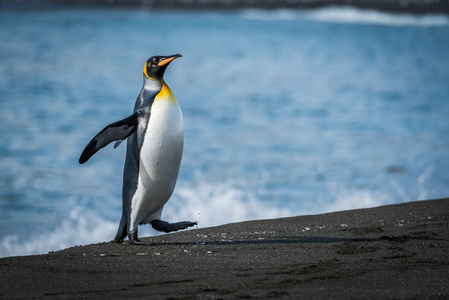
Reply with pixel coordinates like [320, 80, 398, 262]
[1, 198, 449, 299]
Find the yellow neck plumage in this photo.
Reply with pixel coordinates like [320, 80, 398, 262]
[144, 64, 177, 105]
[156, 81, 177, 104]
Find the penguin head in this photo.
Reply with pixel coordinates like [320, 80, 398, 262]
[144, 54, 182, 81]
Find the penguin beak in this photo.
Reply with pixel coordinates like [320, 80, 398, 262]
[158, 54, 182, 67]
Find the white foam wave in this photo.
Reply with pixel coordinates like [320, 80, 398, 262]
[164, 182, 293, 227]
[307, 6, 449, 26]
[242, 7, 449, 27]
[0, 181, 397, 258]
[322, 187, 392, 213]
[0, 208, 117, 258]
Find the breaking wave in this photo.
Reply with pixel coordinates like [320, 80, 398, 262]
[242, 6, 449, 26]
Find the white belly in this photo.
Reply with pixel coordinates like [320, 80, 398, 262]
[130, 100, 183, 230]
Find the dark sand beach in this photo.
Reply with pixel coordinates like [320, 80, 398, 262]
[1, 198, 448, 299]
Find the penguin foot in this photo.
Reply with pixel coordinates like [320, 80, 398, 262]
[113, 233, 126, 243]
[151, 220, 198, 233]
[128, 239, 145, 245]
[127, 231, 145, 245]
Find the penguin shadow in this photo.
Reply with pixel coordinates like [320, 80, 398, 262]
[131, 236, 372, 247]
[130, 233, 443, 248]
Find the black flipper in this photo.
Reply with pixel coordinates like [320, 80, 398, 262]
[151, 220, 198, 233]
[79, 112, 138, 164]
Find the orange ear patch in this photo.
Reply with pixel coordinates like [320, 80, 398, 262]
[143, 63, 151, 79]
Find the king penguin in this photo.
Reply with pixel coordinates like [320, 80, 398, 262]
[79, 54, 197, 244]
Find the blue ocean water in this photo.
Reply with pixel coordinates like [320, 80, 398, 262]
[0, 6, 448, 257]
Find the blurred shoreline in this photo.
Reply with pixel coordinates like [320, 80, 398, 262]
[1, 0, 449, 14]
